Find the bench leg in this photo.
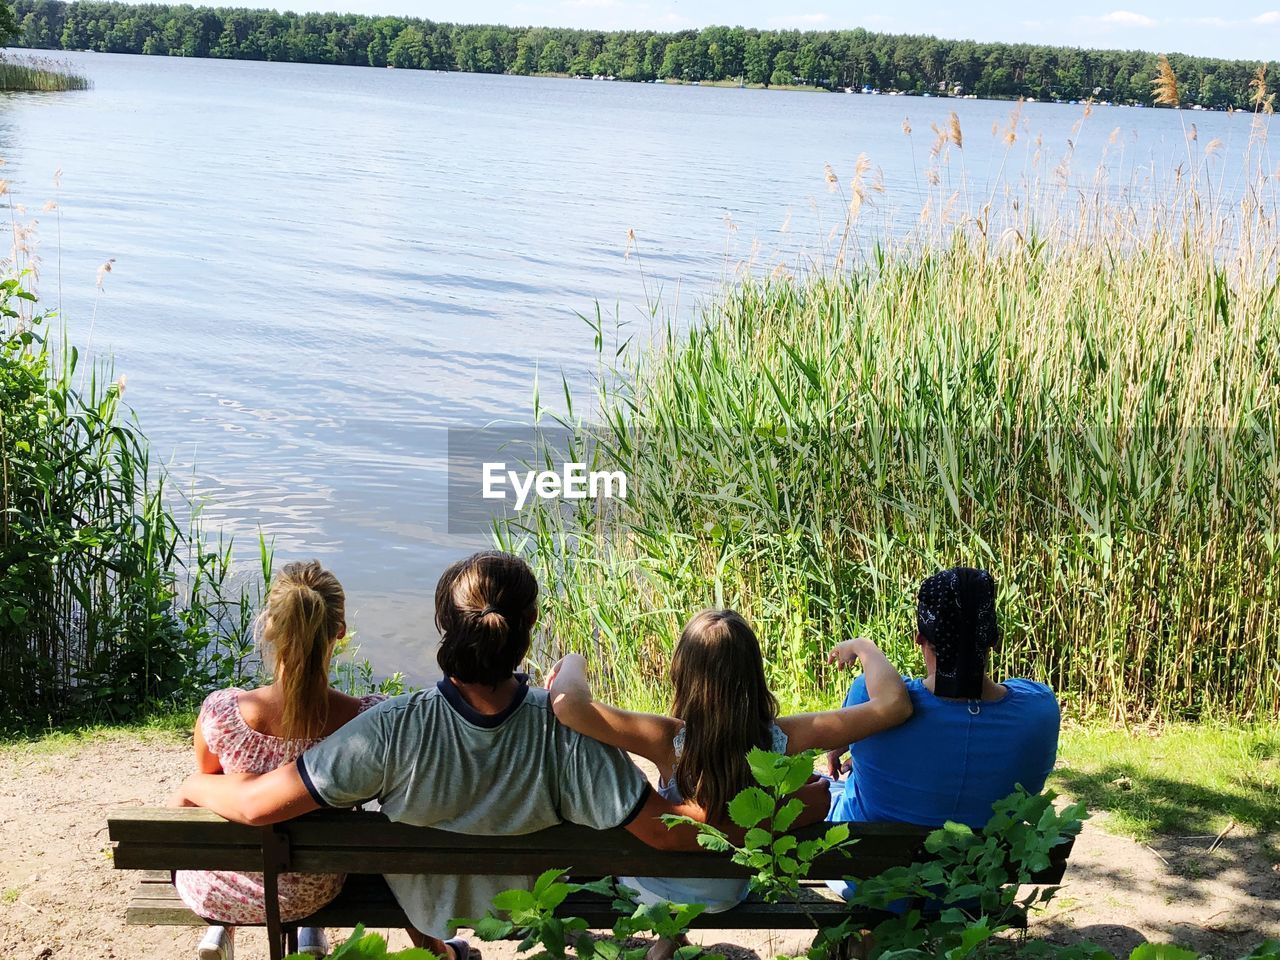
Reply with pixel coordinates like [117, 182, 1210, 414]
[260, 826, 292, 960]
[817, 930, 871, 960]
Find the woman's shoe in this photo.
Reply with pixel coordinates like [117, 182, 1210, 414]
[296, 927, 330, 957]
[197, 926, 234, 960]
[445, 937, 475, 960]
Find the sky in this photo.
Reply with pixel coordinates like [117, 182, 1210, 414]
[297, 1, 1280, 61]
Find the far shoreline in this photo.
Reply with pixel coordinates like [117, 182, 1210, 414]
[9, 48, 1254, 113]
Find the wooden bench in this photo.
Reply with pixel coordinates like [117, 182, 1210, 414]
[109, 809, 1074, 960]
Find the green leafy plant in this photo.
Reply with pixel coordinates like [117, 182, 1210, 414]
[460, 866, 607, 960]
[284, 924, 436, 960]
[827, 788, 1085, 959]
[608, 895, 714, 960]
[664, 749, 850, 903]
[461, 867, 725, 960]
[439, 773, 1276, 960]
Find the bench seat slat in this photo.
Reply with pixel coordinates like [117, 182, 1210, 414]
[125, 876, 890, 931]
[126, 876, 1031, 933]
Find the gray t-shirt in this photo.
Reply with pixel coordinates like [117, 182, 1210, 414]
[297, 678, 649, 935]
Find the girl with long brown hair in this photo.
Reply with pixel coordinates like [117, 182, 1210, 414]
[547, 608, 911, 914]
[174, 561, 387, 960]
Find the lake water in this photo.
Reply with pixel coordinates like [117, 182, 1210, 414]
[0, 52, 1270, 681]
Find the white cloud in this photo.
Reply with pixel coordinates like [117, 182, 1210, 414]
[655, 10, 692, 26]
[767, 12, 830, 28]
[1098, 10, 1158, 27]
[1253, 10, 1280, 23]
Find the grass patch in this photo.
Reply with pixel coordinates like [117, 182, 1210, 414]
[1053, 724, 1280, 858]
[0, 708, 196, 755]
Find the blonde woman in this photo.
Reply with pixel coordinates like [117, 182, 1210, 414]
[174, 561, 385, 960]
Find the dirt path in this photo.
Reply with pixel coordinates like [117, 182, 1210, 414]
[0, 735, 1275, 960]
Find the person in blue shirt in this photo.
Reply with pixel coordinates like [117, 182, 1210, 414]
[828, 567, 1060, 834]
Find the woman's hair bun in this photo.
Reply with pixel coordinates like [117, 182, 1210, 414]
[435, 552, 538, 685]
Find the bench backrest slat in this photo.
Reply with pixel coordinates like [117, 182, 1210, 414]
[109, 809, 1071, 885]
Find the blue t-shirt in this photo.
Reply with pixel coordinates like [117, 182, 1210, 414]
[830, 676, 1060, 829]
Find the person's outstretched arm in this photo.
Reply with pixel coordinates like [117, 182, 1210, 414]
[170, 764, 319, 826]
[548, 653, 681, 769]
[777, 637, 912, 754]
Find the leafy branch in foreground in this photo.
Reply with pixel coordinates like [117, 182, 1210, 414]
[284, 923, 436, 960]
[664, 748, 850, 903]
[459, 867, 720, 960]
[830, 788, 1085, 959]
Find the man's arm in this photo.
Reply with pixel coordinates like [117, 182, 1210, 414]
[620, 790, 707, 851]
[547, 654, 681, 770]
[622, 778, 831, 851]
[171, 763, 320, 826]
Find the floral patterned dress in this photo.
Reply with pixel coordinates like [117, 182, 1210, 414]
[174, 687, 386, 924]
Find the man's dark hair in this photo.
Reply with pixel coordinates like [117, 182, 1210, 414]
[435, 551, 538, 685]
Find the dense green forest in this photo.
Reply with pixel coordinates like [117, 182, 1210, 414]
[5, 0, 1275, 107]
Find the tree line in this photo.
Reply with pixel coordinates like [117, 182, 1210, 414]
[6, 0, 1276, 108]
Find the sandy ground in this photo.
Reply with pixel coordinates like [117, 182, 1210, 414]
[0, 735, 1276, 960]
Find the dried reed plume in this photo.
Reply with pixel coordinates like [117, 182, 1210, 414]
[1152, 55, 1179, 107]
[929, 123, 947, 158]
[848, 153, 872, 219]
[1249, 63, 1275, 115]
[1251, 63, 1268, 108]
[824, 163, 839, 192]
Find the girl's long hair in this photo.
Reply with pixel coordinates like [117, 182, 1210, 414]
[258, 560, 345, 740]
[671, 609, 779, 819]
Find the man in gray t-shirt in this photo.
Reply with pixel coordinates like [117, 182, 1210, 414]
[297, 678, 651, 935]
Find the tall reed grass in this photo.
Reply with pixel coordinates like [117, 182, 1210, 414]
[0, 269, 258, 726]
[501, 97, 1280, 722]
[0, 55, 90, 92]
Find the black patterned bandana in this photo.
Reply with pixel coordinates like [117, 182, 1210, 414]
[917, 567, 998, 699]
